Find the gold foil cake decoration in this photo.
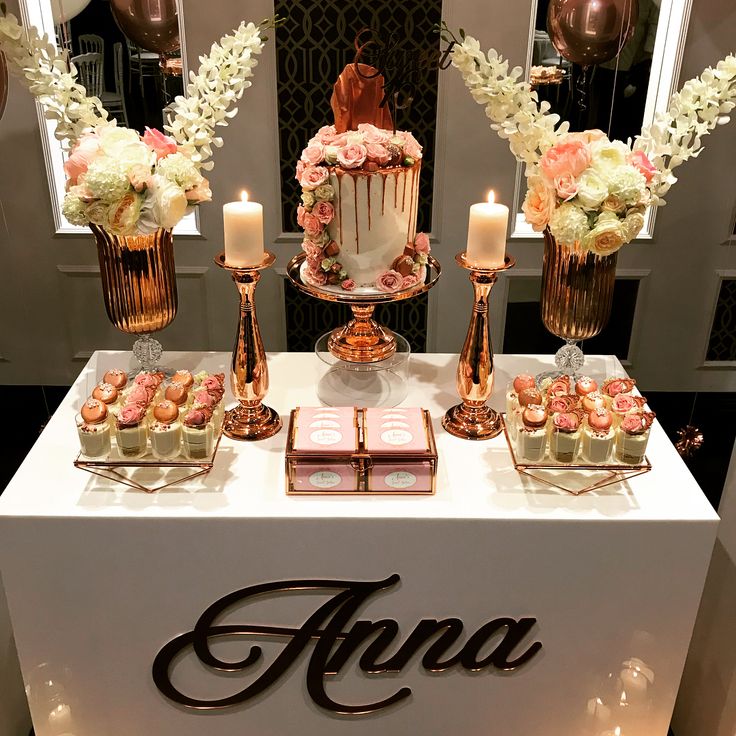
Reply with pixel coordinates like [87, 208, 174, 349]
[330, 63, 393, 133]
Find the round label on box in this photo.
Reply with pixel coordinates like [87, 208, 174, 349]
[384, 471, 417, 489]
[380, 421, 411, 429]
[380, 429, 413, 446]
[310, 429, 343, 446]
[309, 419, 340, 429]
[308, 471, 342, 489]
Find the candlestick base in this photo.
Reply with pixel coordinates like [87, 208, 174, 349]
[442, 402, 503, 440]
[224, 402, 282, 441]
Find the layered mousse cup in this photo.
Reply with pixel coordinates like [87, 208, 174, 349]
[150, 400, 182, 460]
[582, 408, 615, 463]
[76, 398, 111, 458]
[615, 412, 655, 465]
[518, 405, 548, 462]
[182, 408, 214, 460]
[549, 411, 581, 463]
[115, 403, 148, 458]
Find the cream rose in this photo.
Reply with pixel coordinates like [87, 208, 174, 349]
[584, 212, 626, 256]
[575, 169, 609, 209]
[591, 139, 631, 171]
[147, 174, 188, 230]
[622, 211, 645, 242]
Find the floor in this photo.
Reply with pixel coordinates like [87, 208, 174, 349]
[2, 384, 725, 736]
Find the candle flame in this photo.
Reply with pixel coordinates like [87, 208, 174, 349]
[240, 190, 249, 203]
[487, 190, 495, 204]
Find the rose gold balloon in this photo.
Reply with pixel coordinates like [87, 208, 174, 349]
[547, 0, 639, 67]
[110, 0, 180, 54]
[0, 53, 7, 123]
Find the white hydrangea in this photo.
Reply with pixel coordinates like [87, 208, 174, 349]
[604, 167, 647, 205]
[61, 192, 89, 226]
[82, 158, 131, 202]
[165, 21, 267, 170]
[549, 202, 590, 246]
[156, 152, 202, 190]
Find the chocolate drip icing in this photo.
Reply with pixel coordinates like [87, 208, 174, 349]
[353, 176, 359, 254]
[401, 171, 407, 213]
[367, 175, 372, 231]
[381, 174, 386, 216]
[336, 171, 344, 247]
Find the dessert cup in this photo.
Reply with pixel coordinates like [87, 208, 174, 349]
[615, 427, 651, 465]
[182, 422, 215, 460]
[518, 426, 548, 462]
[115, 421, 148, 459]
[76, 416, 111, 458]
[150, 421, 182, 460]
[582, 425, 615, 463]
[549, 427, 581, 463]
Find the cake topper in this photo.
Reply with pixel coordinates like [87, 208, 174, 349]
[331, 63, 394, 133]
[347, 27, 456, 128]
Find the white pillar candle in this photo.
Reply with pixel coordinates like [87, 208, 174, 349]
[466, 190, 509, 268]
[223, 190, 264, 267]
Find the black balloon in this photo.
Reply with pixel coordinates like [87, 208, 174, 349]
[547, 0, 639, 68]
[110, 0, 180, 55]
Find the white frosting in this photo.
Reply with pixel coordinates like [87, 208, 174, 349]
[327, 164, 420, 286]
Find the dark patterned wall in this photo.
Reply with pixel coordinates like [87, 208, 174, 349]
[707, 279, 736, 361]
[284, 281, 429, 353]
[274, 0, 442, 233]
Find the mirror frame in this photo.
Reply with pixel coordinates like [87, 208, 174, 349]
[510, 0, 694, 242]
[21, 0, 200, 236]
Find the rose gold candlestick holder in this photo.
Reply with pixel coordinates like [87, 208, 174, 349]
[442, 252, 515, 440]
[215, 252, 282, 441]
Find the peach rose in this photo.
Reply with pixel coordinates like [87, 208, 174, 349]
[376, 270, 403, 292]
[401, 274, 420, 289]
[401, 134, 422, 160]
[565, 129, 606, 146]
[305, 266, 327, 286]
[299, 165, 329, 190]
[337, 144, 367, 169]
[357, 123, 388, 145]
[629, 150, 657, 183]
[554, 173, 578, 200]
[118, 404, 146, 426]
[128, 164, 151, 192]
[301, 143, 324, 165]
[64, 132, 101, 186]
[302, 211, 323, 236]
[302, 240, 323, 260]
[553, 412, 579, 431]
[341, 278, 356, 291]
[314, 125, 338, 144]
[414, 232, 430, 254]
[522, 178, 556, 232]
[313, 201, 335, 224]
[143, 127, 177, 160]
[186, 179, 212, 204]
[295, 159, 307, 182]
[540, 139, 591, 180]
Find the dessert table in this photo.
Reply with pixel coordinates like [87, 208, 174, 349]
[0, 351, 718, 736]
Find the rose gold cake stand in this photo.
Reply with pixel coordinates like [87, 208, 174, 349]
[442, 252, 515, 440]
[215, 252, 282, 441]
[286, 252, 441, 364]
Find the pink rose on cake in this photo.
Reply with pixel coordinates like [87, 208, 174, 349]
[414, 232, 430, 254]
[300, 143, 325, 166]
[118, 404, 146, 426]
[143, 127, 177, 160]
[522, 176, 556, 231]
[313, 201, 335, 224]
[305, 265, 328, 286]
[376, 270, 403, 293]
[401, 274, 420, 288]
[341, 278, 356, 291]
[302, 240, 323, 260]
[401, 133, 423, 160]
[299, 165, 329, 190]
[302, 211, 324, 237]
[315, 125, 338, 144]
[358, 123, 389, 145]
[337, 143, 367, 169]
[295, 159, 307, 182]
[366, 143, 391, 165]
[540, 137, 591, 180]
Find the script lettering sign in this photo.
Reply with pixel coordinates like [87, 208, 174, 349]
[152, 575, 542, 715]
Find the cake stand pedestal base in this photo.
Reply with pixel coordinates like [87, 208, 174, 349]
[223, 403, 282, 441]
[327, 305, 397, 362]
[315, 332, 410, 407]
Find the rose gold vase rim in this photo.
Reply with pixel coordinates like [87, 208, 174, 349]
[215, 251, 276, 272]
[456, 252, 516, 272]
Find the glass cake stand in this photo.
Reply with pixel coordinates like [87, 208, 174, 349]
[314, 333, 410, 407]
[286, 252, 441, 406]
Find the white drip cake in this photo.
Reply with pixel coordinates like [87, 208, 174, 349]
[295, 65, 430, 292]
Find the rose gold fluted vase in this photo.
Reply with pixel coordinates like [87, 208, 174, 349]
[540, 228, 617, 375]
[91, 225, 177, 371]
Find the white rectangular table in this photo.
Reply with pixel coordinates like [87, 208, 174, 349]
[0, 351, 718, 736]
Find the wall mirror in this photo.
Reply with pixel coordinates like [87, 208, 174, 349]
[511, 0, 693, 239]
[21, 0, 199, 234]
